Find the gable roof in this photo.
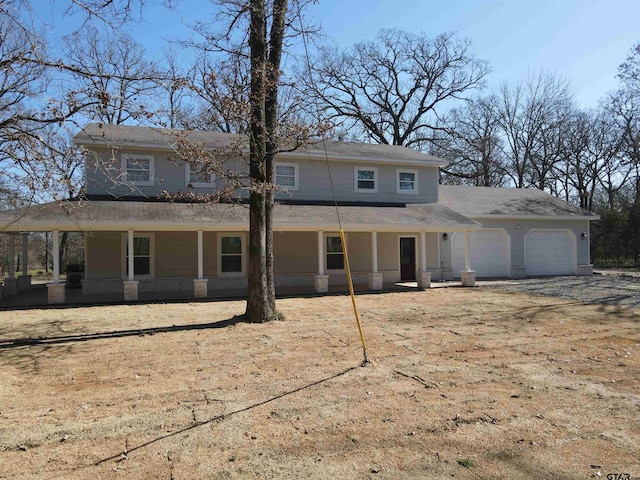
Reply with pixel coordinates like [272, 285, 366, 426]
[74, 123, 447, 167]
[0, 200, 478, 233]
[438, 185, 599, 219]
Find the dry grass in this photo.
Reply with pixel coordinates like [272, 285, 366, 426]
[0, 287, 638, 479]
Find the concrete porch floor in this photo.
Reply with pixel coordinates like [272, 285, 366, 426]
[0, 279, 466, 309]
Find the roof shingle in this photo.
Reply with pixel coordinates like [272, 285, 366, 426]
[438, 185, 598, 218]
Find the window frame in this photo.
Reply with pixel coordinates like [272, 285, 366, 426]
[184, 161, 215, 188]
[354, 166, 378, 193]
[122, 154, 155, 186]
[274, 162, 299, 191]
[121, 232, 155, 279]
[325, 235, 345, 271]
[217, 232, 246, 276]
[396, 168, 419, 195]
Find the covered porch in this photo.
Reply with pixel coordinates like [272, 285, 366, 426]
[1, 200, 480, 305]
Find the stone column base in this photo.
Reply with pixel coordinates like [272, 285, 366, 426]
[194, 278, 208, 298]
[417, 271, 431, 289]
[368, 273, 383, 290]
[577, 264, 594, 276]
[314, 275, 329, 293]
[3, 277, 18, 296]
[511, 266, 526, 279]
[47, 283, 66, 304]
[123, 280, 139, 301]
[461, 270, 476, 287]
[18, 275, 32, 292]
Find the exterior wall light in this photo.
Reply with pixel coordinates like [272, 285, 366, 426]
[442, 233, 448, 241]
[581, 232, 587, 239]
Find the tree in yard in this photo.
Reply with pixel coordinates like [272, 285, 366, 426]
[175, 51, 251, 133]
[180, 0, 316, 322]
[433, 95, 507, 186]
[244, 0, 289, 322]
[299, 29, 489, 148]
[61, 25, 161, 125]
[495, 72, 574, 189]
[556, 108, 622, 211]
[0, 2, 100, 206]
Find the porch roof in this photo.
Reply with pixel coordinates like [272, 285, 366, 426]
[0, 200, 479, 233]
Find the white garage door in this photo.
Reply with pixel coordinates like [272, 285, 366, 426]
[525, 230, 575, 276]
[452, 230, 510, 278]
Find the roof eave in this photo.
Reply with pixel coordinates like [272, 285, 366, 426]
[462, 214, 600, 221]
[0, 217, 480, 233]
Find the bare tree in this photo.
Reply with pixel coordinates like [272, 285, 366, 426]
[154, 46, 194, 129]
[181, 51, 251, 133]
[434, 95, 506, 186]
[299, 29, 489, 148]
[558, 108, 622, 210]
[61, 24, 161, 124]
[0, 2, 99, 207]
[496, 72, 574, 189]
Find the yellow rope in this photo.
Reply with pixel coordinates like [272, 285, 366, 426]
[296, 3, 369, 365]
[340, 229, 369, 364]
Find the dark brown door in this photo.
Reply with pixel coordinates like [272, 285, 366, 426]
[400, 237, 416, 281]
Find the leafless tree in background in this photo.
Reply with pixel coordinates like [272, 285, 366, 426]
[299, 29, 489, 148]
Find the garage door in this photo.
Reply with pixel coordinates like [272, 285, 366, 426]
[452, 230, 510, 278]
[525, 230, 575, 276]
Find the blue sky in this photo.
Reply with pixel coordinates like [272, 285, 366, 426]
[305, 0, 639, 108]
[34, 0, 640, 109]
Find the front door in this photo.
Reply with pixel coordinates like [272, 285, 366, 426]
[400, 237, 416, 281]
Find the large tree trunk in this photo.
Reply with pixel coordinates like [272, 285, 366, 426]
[244, 0, 274, 323]
[245, 0, 288, 321]
[264, 0, 288, 312]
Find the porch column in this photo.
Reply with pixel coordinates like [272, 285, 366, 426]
[417, 231, 431, 289]
[52, 230, 60, 283]
[194, 230, 208, 298]
[47, 230, 65, 304]
[314, 230, 328, 293]
[368, 231, 383, 290]
[464, 231, 470, 271]
[3, 233, 17, 296]
[18, 233, 31, 291]
[124, 230, 139, 301]
[461, 231, 476, 287]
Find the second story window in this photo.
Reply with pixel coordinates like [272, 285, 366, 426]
[123, 154, 154, 186]
[275, 162, 298, 191]
[397, 169, 418, 194]
[185, 161, 214, 187]
[354, 167, 378, 193]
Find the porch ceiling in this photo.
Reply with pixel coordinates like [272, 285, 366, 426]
[0, 200, 479, 233]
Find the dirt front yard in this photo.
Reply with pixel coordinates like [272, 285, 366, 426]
[0, 287, 639, 479]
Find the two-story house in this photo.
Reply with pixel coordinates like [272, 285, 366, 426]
[0, 123, 598, 304]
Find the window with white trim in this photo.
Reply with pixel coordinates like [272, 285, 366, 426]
[275, 162, 299, 191]
[185, 161, 215, 187]
[122, 154, 154, 186]
[396, 169, 418, 194]
[354, 167, 378, 193]
[326, 236, 344, 270]
[123, 233, 154, 278]
[219, 235, 244, 274]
